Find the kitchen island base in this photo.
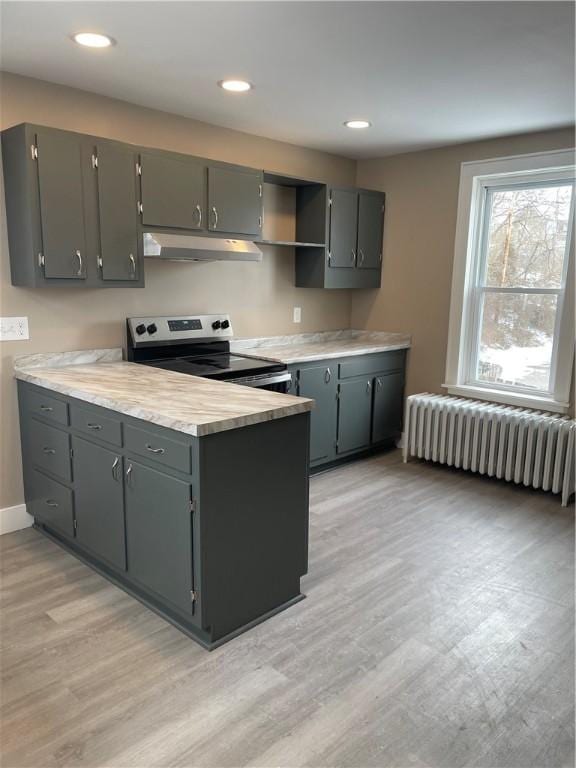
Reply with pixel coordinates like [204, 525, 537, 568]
[17, 380, 311, 650]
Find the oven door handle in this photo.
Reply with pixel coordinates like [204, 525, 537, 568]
[230, 371, 292, 388]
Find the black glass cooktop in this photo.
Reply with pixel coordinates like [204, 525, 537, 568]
[142, 353, 285, 381]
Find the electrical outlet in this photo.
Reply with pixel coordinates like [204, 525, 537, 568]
[293, 307, 302, 324]
[0, 317, 29, 341]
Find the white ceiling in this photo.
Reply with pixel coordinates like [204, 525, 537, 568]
[1, 1, 574, 159]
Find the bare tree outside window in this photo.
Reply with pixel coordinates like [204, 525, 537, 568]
[473, 183, 573, 392]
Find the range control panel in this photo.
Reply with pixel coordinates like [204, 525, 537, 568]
[127, 314, 234, 344]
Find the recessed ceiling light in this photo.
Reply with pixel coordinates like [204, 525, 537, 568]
[72, 32, 115, 48]
[344, 120, 372, 129]
[218, 79, 253, 93]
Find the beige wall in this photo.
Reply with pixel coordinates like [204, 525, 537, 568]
[352, 127, 575, 400]
[0, 73, 356, 509]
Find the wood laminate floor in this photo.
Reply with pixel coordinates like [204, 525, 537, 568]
[1, 451, 574, 768]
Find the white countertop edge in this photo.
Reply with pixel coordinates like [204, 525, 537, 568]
[14, 369, 312, 437]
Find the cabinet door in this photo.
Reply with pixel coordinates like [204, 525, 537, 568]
[357, 191, 384, 270]
[124, 460, 193, 615]
[208, 166, 262, 235]
[337, 378, 372, 454]
[36, 130, 86, 279]
[140, 152, 205, 230]
[328, 188, 358, 268]
[372, 372, 404, 444]
[96, 143, 140, 281]
[298, 365, 337, 463]
[73, 437, 126, 570]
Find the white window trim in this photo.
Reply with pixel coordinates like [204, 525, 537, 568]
[445, 148, 575, 414]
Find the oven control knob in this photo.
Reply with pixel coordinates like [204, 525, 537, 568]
[135, 323, 147, 336]
[147, 323, 157, 335]
[211, 320, 221, 330]
[221, 319, 230, 329]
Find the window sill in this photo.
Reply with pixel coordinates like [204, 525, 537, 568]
[442, 384, 571, 414]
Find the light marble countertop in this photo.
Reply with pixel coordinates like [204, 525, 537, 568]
[232, 330, 411, 365]
[14, 360, 313, 437]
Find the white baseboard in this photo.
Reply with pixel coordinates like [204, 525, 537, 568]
[0, 503, 33, 535]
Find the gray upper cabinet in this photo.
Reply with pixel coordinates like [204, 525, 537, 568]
[72, 437, 127, 571]
[124, 459, 194, 615]
[36, 129, 87, 280]
[357, 191, 384, 270]
[208, 166, 263, 236]
[329, 188, 358, 268]
[337, 378, 373, 454]
[140, 151, 205, 230]
[298, 365, 338, 463]
[95, 143, 140, 282]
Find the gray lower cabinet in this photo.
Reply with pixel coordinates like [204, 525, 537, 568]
[124, 459, 193, 616]
[72, 437, 126, 571]
[291, 349, 406, 468]
[17, 380, 309, 650]
[28, 469, 75, 539]
[372, 371, 404, 443]
[95, 143, 141, 281]
[297, 365, 338, 463]
[140, 151, 205, 230]
[337, 378, 373, 454]
[208, 165, 262, 235]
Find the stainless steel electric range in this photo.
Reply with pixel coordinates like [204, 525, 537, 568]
[126, 314, 291, 392]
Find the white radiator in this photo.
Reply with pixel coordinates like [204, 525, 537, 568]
[403, 394, 575, 506]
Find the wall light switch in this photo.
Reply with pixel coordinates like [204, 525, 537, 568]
[0, 317, 29, 341]
[293, 307, 302, 324]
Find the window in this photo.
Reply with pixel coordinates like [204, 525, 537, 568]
[445, 150, 575, 413]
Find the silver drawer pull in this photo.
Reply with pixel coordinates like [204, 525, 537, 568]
[111, 456, 120, 480]
[195, 204, 202, 227]
[87, 423, 102, 430]
[324, 367, 332, 383]
[45, 499, 59, 507]
[75, 249, 83, 276]
[351, 249, 356, 263]
[126, 463, 133, 485]
[366, 381, 372, 393]
[376, 378, 383, 390]
[145, 444, 165, 455]
[39, 405, 53, 412]
[42, 447, 56, 454]
[212, 206, 218, 229]
[129, 253, 136, 276]
[359, 249, 365, 265]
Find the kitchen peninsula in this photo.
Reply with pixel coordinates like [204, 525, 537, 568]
[15, 352, 313, 649]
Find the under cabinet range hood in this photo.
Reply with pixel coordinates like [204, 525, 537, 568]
[143, 232, 263, 262]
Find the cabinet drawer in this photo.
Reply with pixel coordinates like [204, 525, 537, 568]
[124, 424, 191, 474]
[28, 470, 74, 538]
[339, 350, 406, 380]
[29, 419, 71, 481]
[71, 405, 122, 446]
[22, 388, 69, 426]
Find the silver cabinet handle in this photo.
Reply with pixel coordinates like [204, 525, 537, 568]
[376, 378, 383, 391]
[42, 447, 56, 454]
[112, 456, 120, 481]
[145, 444, 165, 455]
[212, 206, 218, 229]
[87, 423, 102, 430]
[359, 249, 365, 266]
[195, 204, 202, 228]
[366, 380, 372, 394]
[129, 253, 136, 277]
[351, 249, 356, 264]
[126, 463, 133, 485]
[45, 499, 59, 507]
[75, 250, 83, 276]
[324, 367, 332, 383]
[39, 405, 53, 412]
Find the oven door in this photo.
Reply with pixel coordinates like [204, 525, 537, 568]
[228, 371, 292, 392]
